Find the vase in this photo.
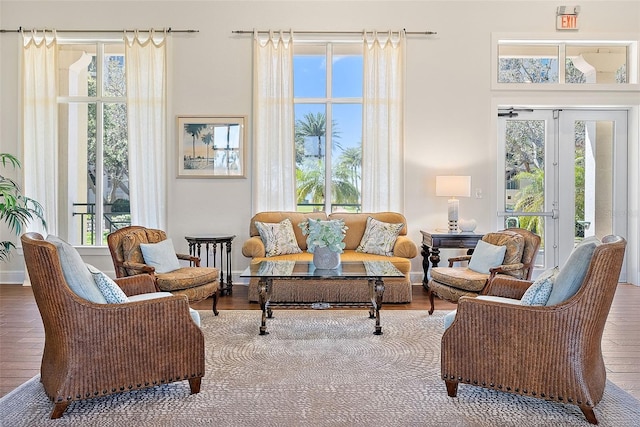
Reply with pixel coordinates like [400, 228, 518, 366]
[459, 218, 477, 232]
[312, 246, 341, 269]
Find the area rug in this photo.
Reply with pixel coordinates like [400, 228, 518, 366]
[1, 310, 639, 426]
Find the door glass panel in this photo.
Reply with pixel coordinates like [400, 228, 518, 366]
[293, 45, 326, 98]
[331, 103, 362, 212]
[504, 119, 546, 267]
[573, 120, 614, 244]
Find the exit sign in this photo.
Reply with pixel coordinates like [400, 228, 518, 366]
[557, 14, 579, 30]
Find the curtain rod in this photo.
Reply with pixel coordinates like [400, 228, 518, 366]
[232, 29, 437, 35]
[0, 27, 198, 34]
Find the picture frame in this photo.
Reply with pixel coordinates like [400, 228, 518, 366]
[177, 115, 246, 178]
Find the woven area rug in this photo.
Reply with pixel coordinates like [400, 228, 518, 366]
[1, 309, 639, 426]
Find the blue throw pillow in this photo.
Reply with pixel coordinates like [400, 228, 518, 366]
[468, 240, 507, 274]
[546, 237, 600, 306]
[521, 267, 558, 306]
[86, 264, 129, 304]
[140, 238, 182, 274]
[46, 235, 107, 303]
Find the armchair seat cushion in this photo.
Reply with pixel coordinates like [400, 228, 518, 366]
[128, 292, 201, 326]
[156, 267, 219, 292]
[431, 267, 489, 292]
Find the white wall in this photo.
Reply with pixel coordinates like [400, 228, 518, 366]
[1, 1, 639, 284]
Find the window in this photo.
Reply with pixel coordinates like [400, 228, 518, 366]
[293, 43, 363, 213]
[58, 41, 130, 245]
[496, 39, 635, 86]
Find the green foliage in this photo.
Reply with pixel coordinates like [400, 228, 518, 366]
[0, 153, 47, 261]
[299, 218, 348, 254]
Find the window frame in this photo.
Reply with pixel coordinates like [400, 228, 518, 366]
[293, 39, 364, 213]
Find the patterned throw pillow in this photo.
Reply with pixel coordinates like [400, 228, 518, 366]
[86, 264, 129, 304]
[520, 267, 558, 306]
[255, 218, 302, 257]
[356, 216, 404, 256]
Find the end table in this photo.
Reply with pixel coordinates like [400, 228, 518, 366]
[420, 230, 484, 290]
[185, 235, 235, 296]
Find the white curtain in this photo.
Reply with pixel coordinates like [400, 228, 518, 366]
[361, 30, 406, 212]
[22, 30, 58, 236]
[125, 30, 167, 229]
[252, 30, 296, 213]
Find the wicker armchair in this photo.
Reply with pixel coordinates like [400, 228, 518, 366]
[107, 225, 219, 314]
[426, 228, 540, 314]
[441, 235, 627, 424]
[21, 232, 205, 419]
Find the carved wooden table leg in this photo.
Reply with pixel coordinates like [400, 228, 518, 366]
[258, 277, 272, 335]
[369, 278, 385, 335]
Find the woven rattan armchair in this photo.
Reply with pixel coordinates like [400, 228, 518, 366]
[427, 228, 541, 314]
[107, 225, 219, 314]
[441, 235, 627, 424]
[21, 232, 205, 419]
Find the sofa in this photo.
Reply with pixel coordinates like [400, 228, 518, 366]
[242, 211, 418, 303]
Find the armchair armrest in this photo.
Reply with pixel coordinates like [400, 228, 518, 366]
[122, 260, 155, 275]
[483, 275, 532, 299]
[392, 236, 418, 259]
[177, 253, 200, 267]
[115, 274, 159, 296]
[487, 262, 525, 283]
[448, 255, 471, 266]
[242, 236, 266, 258]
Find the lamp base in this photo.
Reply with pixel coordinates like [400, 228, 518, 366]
[447, 220, 458, 233]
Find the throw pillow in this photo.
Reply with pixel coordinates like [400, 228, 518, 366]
[255, 218, 302, 257]
[356, 216, 404, 256]
[140, 238, 182, 274]
[546, 236, 600, 306]
[520, 267, 558, 306]
[468, 240, 507, 274]
[45, 235, 107, 303]
[86, 264, 129, 304]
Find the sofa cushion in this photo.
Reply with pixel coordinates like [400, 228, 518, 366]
[329, 212, 407, 250]
[250, 211, 327, 250]
[45, 235, 107, 304]
[520, 267, 558, 306]
[356, 216, 404, 256]
[468, 240, 507, 274]
[140, 238, 182, 273]
[255, 218, 302, 257]
[86, 264, 129, 304]
[546, 236, 600, 306]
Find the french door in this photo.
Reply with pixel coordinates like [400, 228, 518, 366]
[498, 109, 627, 280]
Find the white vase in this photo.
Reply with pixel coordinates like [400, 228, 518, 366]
[459, 218, 477, 232]
[312, 246, 341, 269]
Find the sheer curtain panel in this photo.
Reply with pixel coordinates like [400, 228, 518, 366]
[22, 30, 58, 235]
[252, 30, 296, 212]
[361, 30, 406, 212]
[125, 30, 167, 229]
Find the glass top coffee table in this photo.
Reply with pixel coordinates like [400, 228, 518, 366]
[240, 260, 405, 336]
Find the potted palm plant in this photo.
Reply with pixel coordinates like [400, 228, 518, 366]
[299, 218, 348, 269]
[1, 153, 46, 261]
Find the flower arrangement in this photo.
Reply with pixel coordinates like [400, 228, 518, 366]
[299, 219, 348, 254]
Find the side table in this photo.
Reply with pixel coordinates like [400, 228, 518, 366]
[420, 230, 484, 291]
[185, 235, 235, 296]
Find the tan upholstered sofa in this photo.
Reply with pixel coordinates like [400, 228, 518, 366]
[242, 211, 418, 303]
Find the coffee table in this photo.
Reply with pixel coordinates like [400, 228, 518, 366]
[240, 260, 405, 336]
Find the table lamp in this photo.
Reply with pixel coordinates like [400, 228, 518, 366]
[436, 176, 471, 232]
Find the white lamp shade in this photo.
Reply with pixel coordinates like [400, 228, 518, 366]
[435, 176, 471, 197]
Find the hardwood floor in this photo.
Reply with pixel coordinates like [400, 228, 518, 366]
[1, 283, 639, 400]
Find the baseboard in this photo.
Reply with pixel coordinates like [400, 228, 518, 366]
[0, 270, 27, 285]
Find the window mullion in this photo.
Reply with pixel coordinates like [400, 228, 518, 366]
[95, 42, 105, 245]
[325, 43, 333, 212]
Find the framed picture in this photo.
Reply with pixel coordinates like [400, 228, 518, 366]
[177, 115, 246, 178]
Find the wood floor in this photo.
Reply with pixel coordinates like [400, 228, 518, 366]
[1, 283, 639, 400]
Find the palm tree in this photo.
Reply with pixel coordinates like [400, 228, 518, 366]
[296, 162, 359, 209]
[185, 124, 207, 159]
[201, 131, 215, 167]
[336, 147, 362, 192]
[294, 112, 342, 163]
[1, 153, 46, 261]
